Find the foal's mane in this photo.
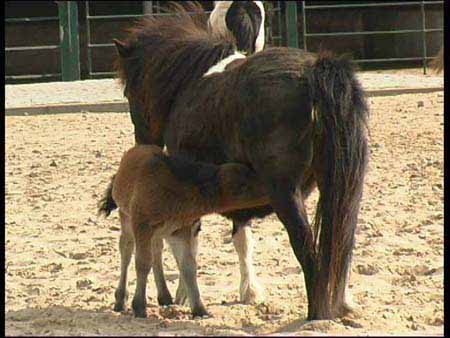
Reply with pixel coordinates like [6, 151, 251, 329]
[115, 2, 237, 135]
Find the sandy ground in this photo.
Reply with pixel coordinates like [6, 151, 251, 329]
[5, 92, 443, 336]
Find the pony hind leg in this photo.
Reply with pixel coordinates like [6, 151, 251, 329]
[329, 248, 359, 317]
[151, 236, 173, 306]
[232, 220, 264, 304]
[340, 263, 358, 316]
[131, 222, 154, 318]
[174, 220, 200, 306]
[114, 210, 135, 312]
[167, 225, 209, 318]
[266, 175, 320, 318]
[253, 130, 326, 318]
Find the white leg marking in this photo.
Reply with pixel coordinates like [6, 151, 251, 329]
[233, 225, 264, 304]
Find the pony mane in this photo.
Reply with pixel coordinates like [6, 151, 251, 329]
[114, 2, 237, 137]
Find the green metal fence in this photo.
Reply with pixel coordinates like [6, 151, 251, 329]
[263, 1, 285, 47]
[5, 1, 443, 82]
[296, 1, 444, 74]
[5, 14, 61, 82]
[59, 1, 81, 81]
[84, 1, 284, 79]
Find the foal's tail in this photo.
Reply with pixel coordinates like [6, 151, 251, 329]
[306, 51, 369, 314]
[98, 175, 117, 217]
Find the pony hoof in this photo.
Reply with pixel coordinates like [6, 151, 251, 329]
[133, 309, 147, 318]
[113, 302, 126, 312]
[192, 307, 210, 318]
[158, 295, 174, 307]
[341, 301, 361, 318]
[240, 282, 265, 304]
[132, 299, 147, 318]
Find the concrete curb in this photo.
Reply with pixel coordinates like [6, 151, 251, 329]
[5, 87, 444, 116]
[5, 101, 129, 116]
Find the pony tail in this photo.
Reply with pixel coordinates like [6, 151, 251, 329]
[98, 175, 118, 217]
[306, 51, 369, 316]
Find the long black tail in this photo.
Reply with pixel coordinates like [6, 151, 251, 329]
[98, 175, 117, 217]
[307, 51, 369, 315]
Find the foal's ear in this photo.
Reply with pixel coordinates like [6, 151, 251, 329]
[113, 39, 132, 58]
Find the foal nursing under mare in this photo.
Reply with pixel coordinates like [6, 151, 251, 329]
[99, 145, 268, 317]
[113, 2, 369, 320]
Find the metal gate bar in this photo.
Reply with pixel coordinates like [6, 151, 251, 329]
[7, 1, 442, 83]
[5, 1, 81, 82]
[286, 2, 299, 48]
[265, 2, 284, 47]
[58, 1, 81, 81]
[300, 0, 444, 74]
[85, 1, 284, 78]
[5, 16, 61, 81]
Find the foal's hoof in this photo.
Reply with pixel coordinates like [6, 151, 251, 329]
[158, 295, 174, 307]
[133, 308, 148, 318]
[113, 302, 126, 312]
[192, 306, 210, 319]
[132, 299, 147, 318]
[114, 289, 128, 312]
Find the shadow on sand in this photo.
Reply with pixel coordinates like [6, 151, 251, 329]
[7, 305, 353, 336]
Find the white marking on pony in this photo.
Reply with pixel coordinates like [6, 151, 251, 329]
[312, 108, 317, 123]
[208, 1, 266, 54]
[203, 51, 246, 77]
[232, 226, 264, 304]
[208, 1, 233, 36]
[253, 1, 265, 53]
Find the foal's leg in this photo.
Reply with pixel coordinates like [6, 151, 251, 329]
[174, 220, 200, 306]
[114, 210, 135, 312]
[151, 236, 173, 306]
[232, 220, 264, 304]
[167, 226, 208, 317]
[131, 223, 154, 318]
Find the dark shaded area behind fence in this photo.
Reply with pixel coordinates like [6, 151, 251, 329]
[5, 1, 443, 84]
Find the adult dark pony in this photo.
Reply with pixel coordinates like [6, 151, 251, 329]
[114, 2, 369, 320]
[124, 1, 266, 307]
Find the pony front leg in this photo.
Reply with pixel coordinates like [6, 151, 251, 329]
[232, 221, 264, 304]
[114, 211, 134, 312]
[167, 226, 209, 318]
[131, 223, 154, 318]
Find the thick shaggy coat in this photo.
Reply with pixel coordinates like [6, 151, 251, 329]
[114, 2, 369, 320]
[99, 145, 268, 316]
